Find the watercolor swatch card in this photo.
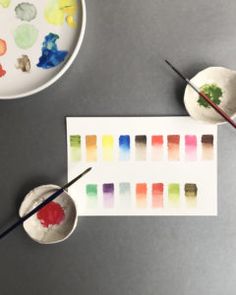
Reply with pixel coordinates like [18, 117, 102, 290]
[67, 117, 217, 216]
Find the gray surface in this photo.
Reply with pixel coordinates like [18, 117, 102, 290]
[0, 0, 236, 294]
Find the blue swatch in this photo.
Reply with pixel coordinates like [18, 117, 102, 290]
[37, 33, 68, 69]
[119, 135, 130, 160]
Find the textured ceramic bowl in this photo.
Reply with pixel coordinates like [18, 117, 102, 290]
[19, 184, 78, 244]
[184, 67, 236, 124]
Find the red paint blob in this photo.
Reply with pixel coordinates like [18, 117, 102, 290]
[0, 64, 6, 78]
[37, 201, 65, 228]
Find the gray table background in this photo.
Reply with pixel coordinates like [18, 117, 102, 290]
[1, 0, 236, 294]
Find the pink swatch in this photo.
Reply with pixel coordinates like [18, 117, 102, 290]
[185, 135, 197, 161]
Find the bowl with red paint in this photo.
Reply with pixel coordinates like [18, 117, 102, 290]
[19, 184, 78, 244]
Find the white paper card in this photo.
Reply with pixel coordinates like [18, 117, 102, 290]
[67, 117, 217, 216]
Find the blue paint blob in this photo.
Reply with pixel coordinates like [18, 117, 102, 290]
[37, 33, 68, 69]
[119, 135, 130, 161]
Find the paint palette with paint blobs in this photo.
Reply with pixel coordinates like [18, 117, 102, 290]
[0, 0, 86, 99]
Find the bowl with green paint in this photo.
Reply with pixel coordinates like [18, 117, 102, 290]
[184, 67, 236, 124]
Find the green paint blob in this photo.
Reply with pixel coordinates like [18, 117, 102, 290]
[15, 3, 37, 22]
[14, 24, 38, 49]
[198, 83, 223, 108]
[0, 0, 11, 8]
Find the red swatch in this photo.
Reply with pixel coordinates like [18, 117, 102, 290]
[37, 201, 65, 228]
[152, 183, 164, 208]
[152, 135, 163, 145]
[0, 64, 6, 78]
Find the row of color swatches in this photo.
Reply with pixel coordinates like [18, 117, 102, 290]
[70, 134, 214, 162]
[85, 183, 198, 209]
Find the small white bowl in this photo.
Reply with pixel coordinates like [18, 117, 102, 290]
[19, 184, 78, 244]
[184, 67, 236, 124]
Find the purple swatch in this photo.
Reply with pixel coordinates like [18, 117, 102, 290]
[103, 183, 114, 208]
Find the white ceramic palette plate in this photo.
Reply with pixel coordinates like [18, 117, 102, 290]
[0, 0, 86, 99]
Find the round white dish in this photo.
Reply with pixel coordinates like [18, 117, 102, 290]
[19, 184, 78, 244]
[0, 0, 86, 99]
[184, 67, 236, 124]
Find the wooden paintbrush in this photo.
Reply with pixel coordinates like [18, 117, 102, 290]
[165, 59, 236, 129]
[0, 167, 92, 240]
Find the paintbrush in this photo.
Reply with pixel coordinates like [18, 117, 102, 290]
[0, 167, 92, 240]
[165, 59, 236, 129]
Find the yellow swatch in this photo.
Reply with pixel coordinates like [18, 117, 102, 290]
[102, 135, 114, 161]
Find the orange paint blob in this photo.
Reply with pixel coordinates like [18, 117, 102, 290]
[37, 201, 65, 228]
[0, 39, 7, 56]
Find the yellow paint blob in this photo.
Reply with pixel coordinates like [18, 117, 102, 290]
[0, 0, 11, 8]
[66, 15, 76, 28]
[45, 0, 77, 27]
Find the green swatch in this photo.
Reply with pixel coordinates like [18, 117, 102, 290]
[70, 135, 81, 161]
[86, 184, 98, 208]
[86, 184, 97, 197]
[168, 183, 180, 206]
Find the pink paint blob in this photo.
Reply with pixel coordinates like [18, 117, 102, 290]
[185, 135, 197, 161]
[37, 201, 65, 228]
[0, 64, 6, 77]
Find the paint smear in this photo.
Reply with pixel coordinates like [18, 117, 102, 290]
[185, 183, 197, 207]
[45, 0, 77, 28]
[119, 183, 131, 207]
[152, 183, 163, 208]
[103, 183, 114, 208]
[86, 135, 97, 162]
[102, 135, 114, 161]
[135, 135, 146, 161]
[198, 84, 222, 108]
[37, 201, 65, 228]
[136, 183, 147, 208]
[37, 33, 68, 69]
[14, 23, 38, 49]
[86, 184, 97, 208]
[201, 135, 214, 160]
[0, 0, 10, 8]
[167, 135, 180, 161]
[16, 55, 31, 72]
[0, 39, 7, 56]
[185, 135, 197, 161]
[152, 135, 163, 161]
[70, 135, 81, 161]
[0, 64, 6, 77]
[119, 135, 130, 161]
[168, 183, 180, 207]
[15, 2, 37, 22]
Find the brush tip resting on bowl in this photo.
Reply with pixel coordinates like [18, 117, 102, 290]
[19, 184, 78, 244]
[184, 66, 236, 124]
